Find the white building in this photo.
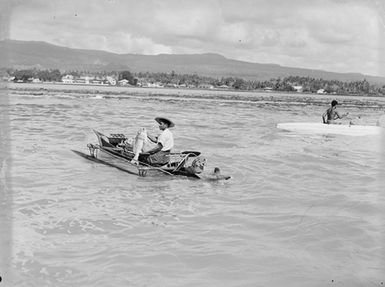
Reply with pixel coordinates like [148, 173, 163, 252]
[62, 75, 74, 84]
[81, 76, 92, 84]
[145, 82, 163, 88]
[292, 85, 303, 92]
[118, 79, 129, 86]
[91, 79, 104, 85]
[198, 84, 214, 89]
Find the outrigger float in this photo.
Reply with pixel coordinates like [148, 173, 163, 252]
[73, 130, 230, 180]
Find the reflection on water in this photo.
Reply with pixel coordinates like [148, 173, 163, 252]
[5, 91, 385, 286]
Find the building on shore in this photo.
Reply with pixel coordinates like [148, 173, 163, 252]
[62, 75, 74, 84]
[292, 85, 303, 92]
[118, 79, 129, 86]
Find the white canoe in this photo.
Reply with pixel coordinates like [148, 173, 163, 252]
[277, 122, 383, 136]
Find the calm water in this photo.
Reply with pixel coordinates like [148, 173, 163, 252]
[2, 89, 385, 286]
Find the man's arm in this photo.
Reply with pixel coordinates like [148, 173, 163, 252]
[147, 143, 163, 155]
[147, 134, 158, 143]
[335, 111, 349, 119]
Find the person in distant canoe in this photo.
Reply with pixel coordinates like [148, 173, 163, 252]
[143, 117, 175, 166]
[322, 100, 349, 124]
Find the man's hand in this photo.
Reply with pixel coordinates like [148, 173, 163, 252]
[147, 143, 163, 155]
[147, 133, 158, 143]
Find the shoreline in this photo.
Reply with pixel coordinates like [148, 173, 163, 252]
[6, 82, 385, 105]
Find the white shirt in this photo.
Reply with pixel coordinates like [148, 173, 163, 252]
[157, 128, 174, 151]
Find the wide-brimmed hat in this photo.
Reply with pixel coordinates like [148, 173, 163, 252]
[155, 117, 175, 128]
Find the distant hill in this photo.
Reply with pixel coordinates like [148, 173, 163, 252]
[1, 39, 384, 84]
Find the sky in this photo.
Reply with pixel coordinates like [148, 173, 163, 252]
[1, 0, 385, 77]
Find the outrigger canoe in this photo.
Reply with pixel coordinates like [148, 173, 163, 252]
[73, 130, 230, 180]
[277, 122, 383, 136]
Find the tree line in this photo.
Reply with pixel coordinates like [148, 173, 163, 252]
[3, 68, 385, 96]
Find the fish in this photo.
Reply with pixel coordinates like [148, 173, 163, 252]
[131, 128, 156, 163]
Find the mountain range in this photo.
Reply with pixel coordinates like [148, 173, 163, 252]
[1, 39, 384, 84]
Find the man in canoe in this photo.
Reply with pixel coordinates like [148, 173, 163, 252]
[322, 100, 349, 124]
[131, 117, 174, 166]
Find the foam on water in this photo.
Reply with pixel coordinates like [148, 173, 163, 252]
[4, 91, 385, 286]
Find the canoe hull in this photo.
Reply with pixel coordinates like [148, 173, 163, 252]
[72, 150, 140, 176]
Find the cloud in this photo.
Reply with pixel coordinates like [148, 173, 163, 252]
[6, 0, 385, 76]
[0, 0, 11, 39]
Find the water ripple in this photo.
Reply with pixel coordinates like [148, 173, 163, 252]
[6, 91, 385, 286]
